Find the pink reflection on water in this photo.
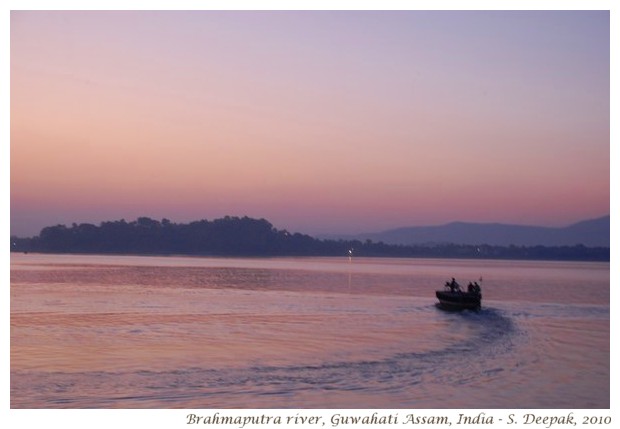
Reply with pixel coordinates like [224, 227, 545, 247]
[10, 254, 609, 408]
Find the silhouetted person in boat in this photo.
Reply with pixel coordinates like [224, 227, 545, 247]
[468, 281, 481, 294]
[448, 278, 461, 292]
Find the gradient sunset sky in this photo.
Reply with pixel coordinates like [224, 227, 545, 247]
[10, 9, 610, 237]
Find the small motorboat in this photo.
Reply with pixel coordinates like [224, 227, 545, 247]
[436, 279, 482, 311]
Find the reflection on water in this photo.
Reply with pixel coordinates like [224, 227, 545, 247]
[11, 254, 609, 408]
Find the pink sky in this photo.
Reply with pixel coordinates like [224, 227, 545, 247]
[10, 10, 610, 236]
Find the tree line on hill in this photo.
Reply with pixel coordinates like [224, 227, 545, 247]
[10, 216, 609, 261]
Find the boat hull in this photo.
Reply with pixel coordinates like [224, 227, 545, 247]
[435, 290, 481, 310]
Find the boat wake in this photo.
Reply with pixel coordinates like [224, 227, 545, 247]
[12, 306, 521, 408]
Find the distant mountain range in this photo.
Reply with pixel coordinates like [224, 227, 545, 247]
[323, 215, 610, 247]
[11, 215, 609, 260]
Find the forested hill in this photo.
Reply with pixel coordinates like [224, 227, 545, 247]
[330, 216, 610, 247]
[10, 216, 609, 261]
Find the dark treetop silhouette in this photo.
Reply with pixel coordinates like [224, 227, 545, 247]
[10, 216, 609, 261]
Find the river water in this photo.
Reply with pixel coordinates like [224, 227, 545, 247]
[10, 254, 609, 409]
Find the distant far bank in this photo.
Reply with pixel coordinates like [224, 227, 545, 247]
[10, 216, 609, 262]
[321, 215, 610, 248]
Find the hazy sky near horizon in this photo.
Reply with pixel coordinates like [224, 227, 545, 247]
[10, 10, 610, 236]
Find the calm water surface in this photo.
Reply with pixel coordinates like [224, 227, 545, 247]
[10, 254, 609, 408]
